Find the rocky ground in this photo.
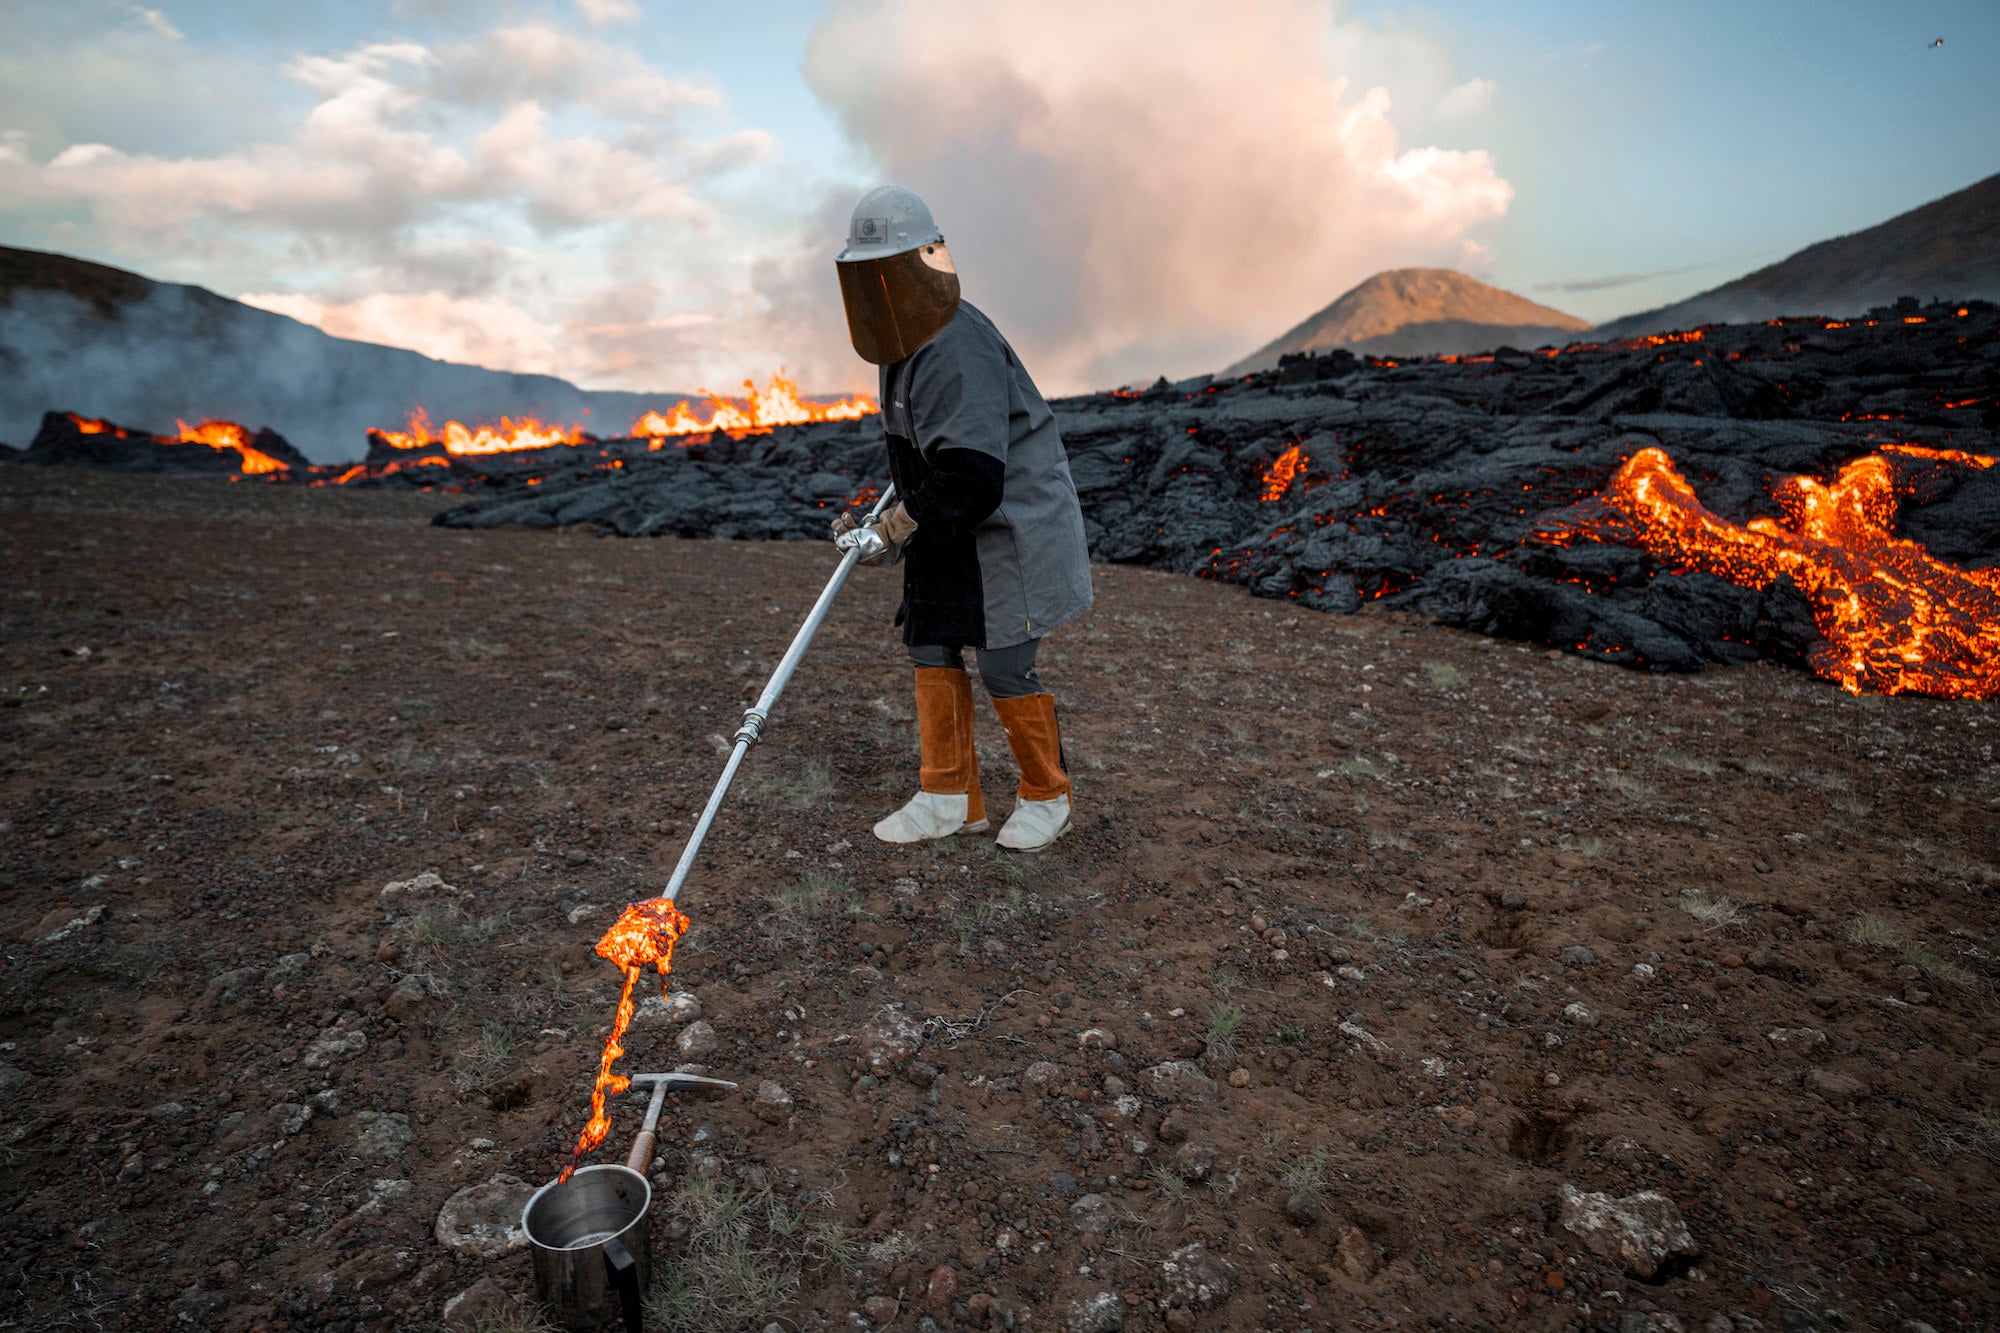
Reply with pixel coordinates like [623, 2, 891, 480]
[1, 466, 1996, 1332]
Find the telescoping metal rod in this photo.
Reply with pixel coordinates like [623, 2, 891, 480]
[659, 482, 897, 904]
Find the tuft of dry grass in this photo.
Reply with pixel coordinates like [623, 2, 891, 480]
[1846, 914, 1976, 987]
[1423, 661, 1464, 690]
[762, 869, 858, 947]
[1598, 769, 1657, 803]
[1677, 890, 1744, 931]
[1204, 1001, 1242, 1068]
[1899, 940, 1974, 987]
[646, 1173, 857, 1333]
[449, 1023, 514, 1094]
[1845, 913, 1898, 947]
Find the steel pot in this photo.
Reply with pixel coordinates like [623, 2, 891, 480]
[521, 1164, 651, 1331]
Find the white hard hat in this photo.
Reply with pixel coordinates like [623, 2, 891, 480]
[836, 184, 945, 263]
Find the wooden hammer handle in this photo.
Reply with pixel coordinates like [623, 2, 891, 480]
[625, 1128, 657, 1174]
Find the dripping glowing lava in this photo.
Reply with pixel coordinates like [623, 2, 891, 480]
[1574, 445, 2000, 698]
[562, 897, 692, 1182]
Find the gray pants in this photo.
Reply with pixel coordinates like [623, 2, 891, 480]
[909, 639, 1043, 699]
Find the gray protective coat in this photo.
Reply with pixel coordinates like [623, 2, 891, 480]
[879, 302, 1093, 649]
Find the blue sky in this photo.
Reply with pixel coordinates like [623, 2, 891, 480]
[1, 1, 1994, 396]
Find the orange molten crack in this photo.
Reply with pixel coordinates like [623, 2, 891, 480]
[560, 897, 691, 1182]
[1581, 445, 2000, 698]
[1261, 444, 1308, 501]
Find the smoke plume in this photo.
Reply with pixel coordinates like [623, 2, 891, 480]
[798, 0, 1513, 390]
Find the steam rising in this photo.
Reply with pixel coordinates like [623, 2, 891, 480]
[800, 0, 1513, 389]
[0, 283, 688, 463]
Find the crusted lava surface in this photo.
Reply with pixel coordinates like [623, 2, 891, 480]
[431, 299, 1999, 688]
[1, 467, 1996, 1332]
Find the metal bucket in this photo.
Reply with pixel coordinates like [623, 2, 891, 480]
[521, 1164, 652, 1332]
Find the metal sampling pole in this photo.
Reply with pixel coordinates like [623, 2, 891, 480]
[658, 483, 897, 904]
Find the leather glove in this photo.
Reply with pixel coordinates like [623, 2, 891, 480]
[876, 501, 918, 548]
[829, 509, 860, 540]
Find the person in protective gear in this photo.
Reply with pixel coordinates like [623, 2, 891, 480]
[830, 184, 1094, 852]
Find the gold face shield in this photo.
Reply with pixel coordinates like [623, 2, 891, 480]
[836, 242, 961, 365]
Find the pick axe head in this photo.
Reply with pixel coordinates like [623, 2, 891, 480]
[621, 1071, 738, 1172]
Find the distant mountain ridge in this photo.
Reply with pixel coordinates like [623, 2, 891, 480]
[0, 245, 695, 462]
[1223, 268, 1591, 374]
[1595, 171, 2000, 339]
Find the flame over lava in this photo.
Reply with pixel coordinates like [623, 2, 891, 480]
[1578, 445, 2000, 697]
[632, 371, 876, 441]
[376, 408, 590, 456]
[64, 413, 289, 474]
[562, 897, 692, 1182]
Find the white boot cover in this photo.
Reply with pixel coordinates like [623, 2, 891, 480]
[996, 794, 1071, 852]
[873, 790, 983, 844]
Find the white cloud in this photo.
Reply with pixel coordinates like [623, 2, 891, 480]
[123, 5, 181, 40]
[575, 0, 640, 26]
[0, 15, 803, 392]
[1435, 77, 1497, 121]
[471, 101, 711, 230]
[432, 24, 721, 120]
[800, 0, 1513, 389]
[0, 23, 770, 249]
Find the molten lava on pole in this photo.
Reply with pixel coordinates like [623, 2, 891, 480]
[561, 897, 692, 1182]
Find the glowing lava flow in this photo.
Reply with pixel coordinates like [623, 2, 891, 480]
[1581, 445, 2000, 697]
[632, 371, 876, 441]
[64, 413, 290, 474]
[64, 413, 131, 437]
[562, 897, 692, 1182]
[172, 420, 289, 474]
[375, 408, 590, 456]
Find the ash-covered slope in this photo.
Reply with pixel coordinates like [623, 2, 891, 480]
[1223, 268, 1590, 375]
[0, 245, 693, 463]
[1596, 172, 2000, 339]
[437, 301, 2000, 691]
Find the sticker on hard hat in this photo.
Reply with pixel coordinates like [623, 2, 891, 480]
[853, 217, 889, 244]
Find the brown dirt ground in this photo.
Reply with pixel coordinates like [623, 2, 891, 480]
[1, 467, 1996, 1333]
